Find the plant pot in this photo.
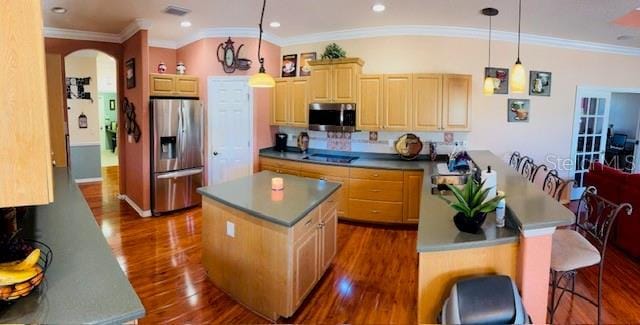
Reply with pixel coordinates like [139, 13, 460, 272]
[453, 212, 488, 234]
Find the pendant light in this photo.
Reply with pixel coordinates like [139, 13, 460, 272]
[248, 0, 275, 88]
[482, 8, 499, 96]
[510, 0, 526, 93]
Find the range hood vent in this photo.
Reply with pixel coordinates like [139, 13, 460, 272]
[164, 5, 191, 16]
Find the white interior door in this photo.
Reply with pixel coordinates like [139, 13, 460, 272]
[208, 77, 253, 185]
[570, 88, 611, 199]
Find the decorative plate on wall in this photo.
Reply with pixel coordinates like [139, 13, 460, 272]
[395, 133, 423, 160]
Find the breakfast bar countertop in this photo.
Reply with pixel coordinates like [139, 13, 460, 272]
[197, 171, 341, 227]
[0, 168, 145, 325]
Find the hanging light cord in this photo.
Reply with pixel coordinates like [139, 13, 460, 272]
[516, 0, 522, 63]
[488, 15, 492, 67]
[256, 0, 266, 73]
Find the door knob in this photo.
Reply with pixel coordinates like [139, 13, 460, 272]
[213, 152, 219, 156]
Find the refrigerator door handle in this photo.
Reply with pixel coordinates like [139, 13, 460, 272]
[157, 168, 203, 179]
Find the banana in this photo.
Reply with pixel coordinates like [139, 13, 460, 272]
[0, 249, 40, 272]
[0, 267, 39, 286]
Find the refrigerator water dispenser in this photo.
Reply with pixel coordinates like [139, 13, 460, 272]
[160, 136, 177, 160]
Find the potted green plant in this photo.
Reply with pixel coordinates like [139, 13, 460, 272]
[439, 178, 505, 234]
[321, 43, 346, 60]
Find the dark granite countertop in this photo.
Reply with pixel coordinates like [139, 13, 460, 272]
[259, 148, 575, 252]
[197, 171, 341, 227]
[0, 168, 145, 324]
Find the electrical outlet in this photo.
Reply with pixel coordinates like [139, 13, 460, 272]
[226, 221, 235, 238]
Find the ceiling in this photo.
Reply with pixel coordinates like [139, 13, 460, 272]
[42, 0, 640, 48]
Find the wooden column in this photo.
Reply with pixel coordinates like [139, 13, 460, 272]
[517, 228, 555, 323]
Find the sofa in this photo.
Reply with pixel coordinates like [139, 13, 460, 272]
[584, 162, 640, 258]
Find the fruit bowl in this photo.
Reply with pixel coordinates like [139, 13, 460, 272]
[0, 240, 52, 302]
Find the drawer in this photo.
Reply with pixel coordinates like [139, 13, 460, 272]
[349, 168, 403, 181]
[292, 207, 320, 243]
[261, 165, 299, 176]
[348, 199, 403, 223]
[349, 179, 403, 202]
[298, 162, 349, 178]
[320, 192, 339, 217]
[300, 173, 348, 217]
[260, 157, 300, 170]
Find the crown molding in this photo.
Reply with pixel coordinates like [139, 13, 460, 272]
[173, 27, 283, 49]
[148, 39, 178, 49]
[44, 18, 152, 44]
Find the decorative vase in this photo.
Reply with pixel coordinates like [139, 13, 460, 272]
[453, 212, 488, 234]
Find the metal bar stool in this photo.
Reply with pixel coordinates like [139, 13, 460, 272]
[548, 186, 632, 324]
[519, 156, 547, 183]
[509, 151, 522, 170]
[542, 169, 575, 203]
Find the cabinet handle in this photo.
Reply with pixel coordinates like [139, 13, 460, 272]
[320, 177, 327, 181]
[317, 222, 325, 229]
[305, 219, 314, 226]
[372, 174, 379, 177]
[370, 210, 380, 214]
[369, 189, 382, 193]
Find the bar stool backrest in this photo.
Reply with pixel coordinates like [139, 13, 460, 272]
[519, 157, 547, 183]
[543, 169, 575, 202]
[509, 152, 522, 170]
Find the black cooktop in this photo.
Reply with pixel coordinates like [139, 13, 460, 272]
[303, 153, 359, 164]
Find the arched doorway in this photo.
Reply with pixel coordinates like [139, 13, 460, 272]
[60, 49, 120, 186]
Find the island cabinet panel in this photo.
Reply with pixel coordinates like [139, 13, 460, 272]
[412, 74, 443, 131]
[319, 208, 338, 272]
[442, 74, 472, 131]
[417, 243, 518, 324]
[383, 74, 413, 130]
[403, 171, 424, 224]
[357, 75, 384, 130]
[293, 227, 319, 309]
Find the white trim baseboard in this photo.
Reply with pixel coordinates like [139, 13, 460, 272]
[69, 142, 101, 147]
[74, 177, 103, 184]
[117, 194, 152, 217]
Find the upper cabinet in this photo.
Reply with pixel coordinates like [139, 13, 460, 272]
[271, 77, 310, 127]
[150, 74, 199, 98]
[1, 0, 54, 207]
[442, 74, 472, 131]
[357, 73, 471, 132]
[308, 58, 363, 103]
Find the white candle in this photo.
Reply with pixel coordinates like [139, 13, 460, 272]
[271, 177, 284, 191]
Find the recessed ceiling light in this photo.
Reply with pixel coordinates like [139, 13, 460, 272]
[269, 21, 281, 28]
[617, 35, 634, 40]
[372, 4, 386, 12]
[51, 7, 67, 14]
[180, 21, 192, 28]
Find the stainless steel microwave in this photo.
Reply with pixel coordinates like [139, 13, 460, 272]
[308, 103, 356, 132]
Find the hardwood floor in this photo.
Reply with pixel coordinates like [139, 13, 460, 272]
[78, 166, 640, 324]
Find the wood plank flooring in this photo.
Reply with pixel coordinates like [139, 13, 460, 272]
[78, 166, 640, 324]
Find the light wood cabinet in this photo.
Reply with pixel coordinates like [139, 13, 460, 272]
[293, 225, 319, 307]
[150, 74, 199, 97]
[271, 77, 309, 127]
[413, 74, 443, 131]
[319, 207, 338, 272]
[1, 0, 54, 207]
[308, 58, 363, 103]
[357, 75, 384, 130]
[403, 171, 424, 224]
[442, 74, 472, 131]
[383, 74, 413, 130]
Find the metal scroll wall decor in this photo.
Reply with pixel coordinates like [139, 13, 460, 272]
[122, 97, 141, 143]
[216, 37, 252, 73]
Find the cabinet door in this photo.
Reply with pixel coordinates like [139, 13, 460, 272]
[333, 63, 359, 102]
[413, 74, 443, 131]
[320, 208, 337, 272]
[272, 79, 290, 125]
[293, 229, 319, 308]
[1, 0, 53, 207]
[309, 65, 332, 103]
[175, 76, 199, 97]
[150, 74, 176, 96]
[357, 75, 383, 130]
[442, 74, 472, 131]
[403, 171, 424, 224]
[290, 78, 309, 127]
[324, 176, 348, 217]
[383, 74, 413, 130]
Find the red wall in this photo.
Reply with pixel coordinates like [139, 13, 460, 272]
[149, 47, 177, 74]
[176, 38, 281, 174]
[121, 30, 150, 211]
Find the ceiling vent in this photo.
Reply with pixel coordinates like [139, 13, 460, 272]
[164, 5, 191, 16]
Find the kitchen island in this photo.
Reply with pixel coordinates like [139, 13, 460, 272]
[197, 171, 340, 321]
[259, 148, 574, 323]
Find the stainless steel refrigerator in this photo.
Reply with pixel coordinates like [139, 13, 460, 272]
[150, 98, 204, 215]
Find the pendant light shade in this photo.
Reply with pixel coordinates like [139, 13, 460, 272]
[510, 0, 526, 93]
[249, 0, 275, 88]
[481, 8, 498, 96]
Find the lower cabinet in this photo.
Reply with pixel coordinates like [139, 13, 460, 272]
[259, 157, 422, 224]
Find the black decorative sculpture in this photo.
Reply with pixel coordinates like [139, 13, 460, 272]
[216, 37, 252, 73]
[122, 97, 141, 143]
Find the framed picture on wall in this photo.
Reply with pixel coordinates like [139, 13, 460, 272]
[282, 54, 297, 77]
[299, 52, 316, 77]
[529, 71, 552, 96]
[508, 99, 530, 122]
[109, 99, 116, 111]
[126, 58, 136, 89]
[484, 67, 509, 94]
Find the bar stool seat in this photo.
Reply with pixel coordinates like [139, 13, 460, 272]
[551, 229, 601, 272]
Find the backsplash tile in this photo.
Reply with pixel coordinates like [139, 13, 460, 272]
[279, 127, 469, 155]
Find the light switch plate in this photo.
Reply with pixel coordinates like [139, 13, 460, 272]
[226, 221, 235, 238]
